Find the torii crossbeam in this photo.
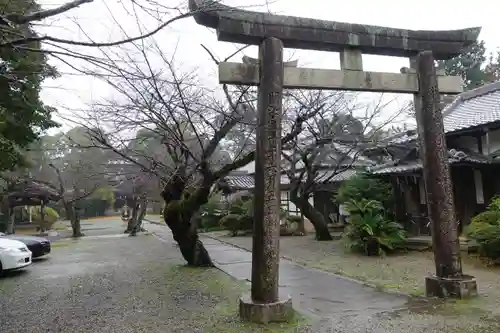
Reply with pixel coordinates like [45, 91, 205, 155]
[189, 0, 479, 59]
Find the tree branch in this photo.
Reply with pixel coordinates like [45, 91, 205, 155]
[2, 10, 193, 48]
[3, 0, 93, 25]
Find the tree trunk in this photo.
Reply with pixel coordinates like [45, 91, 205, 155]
[73, 207, 83, 238]
[125, 199, 138, 233]
[297, 214, 306, 234]
[5, 207, 14, 234]
[130, 198, 148, 236]
[290, 194, 333, 241]
[40, 201, 46, 233]
[137, 200, 147, 231]
[162, 180, 214, 267]
[64, 201, 83, 238]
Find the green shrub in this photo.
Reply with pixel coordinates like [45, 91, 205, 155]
[465, 197, 500, 260]
[488, 196, 500, 211]
[219, 214, 252, 236]
[219, 196, 254, 236]
[218, 194, 288, 236]
[198, 192, 226, 230]
[228, 197, 250, 215]
[286, 215, 302, 223]
[343, 199, 406, 256]
[32, 206, 60, 230]
[336, 172, 394, 209]
[468, 210, 500, 230]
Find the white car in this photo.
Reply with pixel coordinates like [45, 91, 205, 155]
[0, 238, 32, 275]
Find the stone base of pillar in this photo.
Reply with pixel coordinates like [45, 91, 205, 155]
[425, 274, 478, 299]
[239, 292, 293, 324]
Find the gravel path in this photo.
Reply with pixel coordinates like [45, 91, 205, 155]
[0, 231, 312, 333]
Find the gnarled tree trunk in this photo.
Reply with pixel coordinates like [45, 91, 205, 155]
[64, 202, 84, 238]
[125, 198, 138, 234]
[64, 200, 83, 237]
[50, 164, 83, 237]
[162, 175, 214, 267]
[39, 201, 46, 233]
[130, 197, 148, 236]
[5, 207, 14, 234]
[290, 190, 333, 241]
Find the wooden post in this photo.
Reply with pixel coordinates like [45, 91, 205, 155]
[240, 37, 292, 324]
[416, 51, 462, 278]
[416, 51, 477, 298]
[251, 37, 284, 303]
[340, 49, 363, 71]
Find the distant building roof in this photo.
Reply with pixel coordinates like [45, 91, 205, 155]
[369, 148, 493, 175]
[377, 81, 500, 147]
[223, 168, 358, 190]
[224, 175, 255, 190]
[443, 81, 500, 133]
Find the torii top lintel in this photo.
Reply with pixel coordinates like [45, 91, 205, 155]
[189, 0, 481, 60]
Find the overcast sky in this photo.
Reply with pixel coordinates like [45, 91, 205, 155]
[37, 0, 499, 133]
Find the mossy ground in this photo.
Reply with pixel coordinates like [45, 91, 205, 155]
[164, 265, 311, 332]
[206, 232, 500, 329]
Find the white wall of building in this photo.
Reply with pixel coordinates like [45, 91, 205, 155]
[451, 128, 500, 154]
[280, 190, 314, 216]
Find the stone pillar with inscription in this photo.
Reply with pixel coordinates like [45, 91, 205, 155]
[239, 37, 293, 324]
[415, 50, 477, 299]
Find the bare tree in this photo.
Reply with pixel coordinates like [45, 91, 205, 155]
[282, 95, 410, 240]
[28, 127, 112, 237]
[1, 0, 196, 48]
[112, 163, 155, 236]
[57, 28, 329, 266]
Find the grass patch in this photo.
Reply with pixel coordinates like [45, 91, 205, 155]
[51, 241, 71, 248]
[83, 216, 119, 222]
[53, 226, 69, 231]
[199, 226, 227, 233]
[15, 228, 37, 235]
[164, 265, 311, 332]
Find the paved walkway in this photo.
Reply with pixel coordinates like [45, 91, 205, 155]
[201, 236, 413, 319]
[144, 220, 424, 322]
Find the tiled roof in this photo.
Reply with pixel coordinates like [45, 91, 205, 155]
[224, 175, 255, 189]
[371, 162, 421, 175]
[370, 148, 493, 175]
[377, 81, 500, 147]
[315, 168, 358, 183]
[443, 81, 500, 133]
[224, 168, 357, 190]
[376, 130, 418, 148]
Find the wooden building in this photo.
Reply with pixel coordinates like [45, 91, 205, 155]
[368, 81, 500, 236]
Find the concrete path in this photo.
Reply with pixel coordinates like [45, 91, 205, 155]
[144, 220, 421, 322]
[202, 237, 411, 318]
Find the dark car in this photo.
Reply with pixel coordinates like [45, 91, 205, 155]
[0, 232, 51, 258]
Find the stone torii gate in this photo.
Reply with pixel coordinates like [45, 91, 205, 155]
[189, 0, 481, 322]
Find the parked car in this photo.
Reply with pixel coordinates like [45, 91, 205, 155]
[0, 233, 51, 258]
[0, 238, 32, 275]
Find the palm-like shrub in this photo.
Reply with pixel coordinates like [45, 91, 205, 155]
[343, 199, 406, 256]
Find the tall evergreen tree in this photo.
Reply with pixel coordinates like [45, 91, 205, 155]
[0, 0, 59, 172]
[437, 40, 500, 90]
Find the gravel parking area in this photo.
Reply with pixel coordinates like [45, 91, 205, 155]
[0, 233, 310, 333]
